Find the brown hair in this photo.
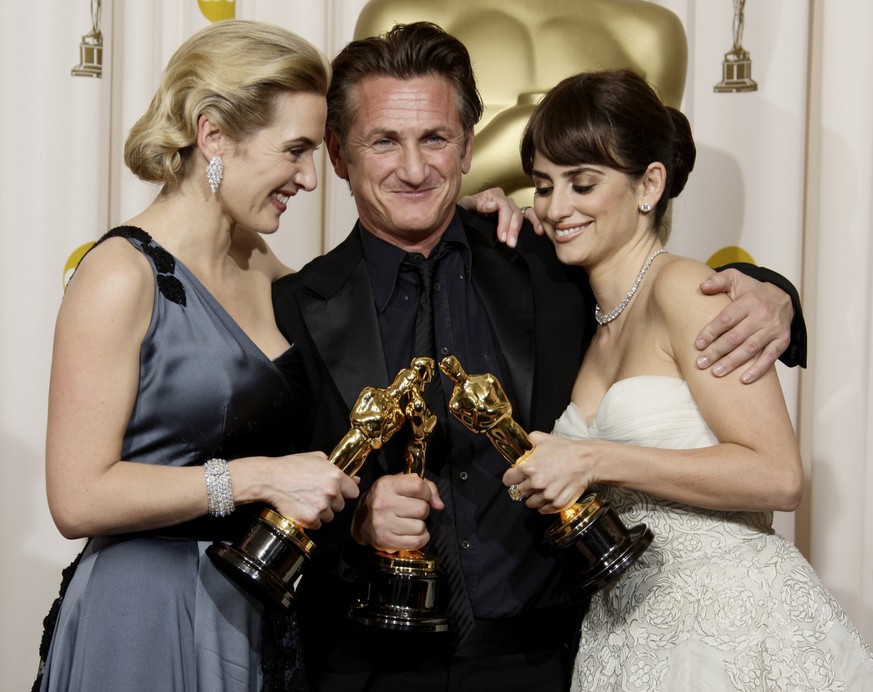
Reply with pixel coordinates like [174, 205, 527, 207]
[521, 69, 696, 230]
[124, 19, 330, 191]
[326, 21, 483, 147]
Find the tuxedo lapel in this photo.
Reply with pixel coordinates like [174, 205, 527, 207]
[465, 217, 536, 427]
[296, 229, 389, 412]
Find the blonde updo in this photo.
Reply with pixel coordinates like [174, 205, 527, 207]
[124, 20, 330, 190]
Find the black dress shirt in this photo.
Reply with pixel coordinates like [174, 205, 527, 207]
[360, 215, 570, 622]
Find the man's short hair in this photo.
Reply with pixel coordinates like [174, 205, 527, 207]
[327, 22, 484, 146]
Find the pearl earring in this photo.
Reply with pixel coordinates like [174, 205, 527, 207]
[640, 202, 652, 213]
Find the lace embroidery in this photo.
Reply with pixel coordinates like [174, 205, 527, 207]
[31, 548, 86, 692]
[555, 379, 873, 691]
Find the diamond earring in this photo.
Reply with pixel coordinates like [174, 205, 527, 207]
[206, 156, 224, 194]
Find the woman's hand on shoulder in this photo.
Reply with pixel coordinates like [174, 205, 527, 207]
[458, 187, 543, 247]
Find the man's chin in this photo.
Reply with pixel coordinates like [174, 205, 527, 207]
[388, 211, 452, 236]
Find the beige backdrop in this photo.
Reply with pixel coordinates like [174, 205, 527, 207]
[1, 1, 870, 689]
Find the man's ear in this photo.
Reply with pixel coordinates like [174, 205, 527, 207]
[461, 129, 475, 175]
[325, 128, 349, 181]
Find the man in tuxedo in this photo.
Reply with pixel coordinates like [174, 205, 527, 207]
[272, 22, 804, 692]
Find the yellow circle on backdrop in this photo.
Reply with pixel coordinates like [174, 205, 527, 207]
[706, 245, 756, 269]
[63, 242, 96, 288]
[198, 0, 236, 23]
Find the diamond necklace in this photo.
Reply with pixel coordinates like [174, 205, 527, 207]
[594, 248, 667, 326]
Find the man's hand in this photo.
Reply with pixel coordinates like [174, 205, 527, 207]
[458, 188, 543, 247]
[696, 268, 794, 384]
[350, 474, 443, 553]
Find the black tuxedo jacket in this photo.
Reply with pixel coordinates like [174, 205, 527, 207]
[273, 207, 593, 466]
[271, 207, 593, 678]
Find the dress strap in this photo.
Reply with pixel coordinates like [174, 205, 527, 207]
[92, 225, 187, 306]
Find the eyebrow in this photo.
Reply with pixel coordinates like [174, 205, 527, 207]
[283, 136, 318, 148]
[363, 126, 396, 138]
[531, 165, 602, 180]
[361, 125, 457, 140]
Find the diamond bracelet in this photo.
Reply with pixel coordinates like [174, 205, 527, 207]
[204, 458, 235, 517]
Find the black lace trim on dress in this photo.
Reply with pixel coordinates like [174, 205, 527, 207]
[31, 548, 311, 691]
[31, 547, 86, 692]
[95, 226, 187, 306]
[261, 607, 311, 691]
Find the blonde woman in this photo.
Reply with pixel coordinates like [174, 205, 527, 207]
[37, 21, 358, 691]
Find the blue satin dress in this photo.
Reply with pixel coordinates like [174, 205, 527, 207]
[38, 227, 300, 691]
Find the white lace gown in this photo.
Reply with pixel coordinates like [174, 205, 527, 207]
[556, 376, 873, 691]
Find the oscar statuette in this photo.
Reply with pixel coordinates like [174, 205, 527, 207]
[349, 358, 449, 632]
[439, 355, 653, 599]
[71, 0, 103, 78]
[207, 359, 431, 608]
[714, 0, 758, 93]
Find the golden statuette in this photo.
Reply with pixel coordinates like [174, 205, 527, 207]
[350, 357, 449, 632]
[440, 355, 653, 598]
[208, 359, 434, 609]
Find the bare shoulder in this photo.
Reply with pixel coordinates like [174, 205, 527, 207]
[68, 235, 154, 302]
[653, 256, 725, 302]
[59, 235, 156, 345]
[651, 255, 730, 329]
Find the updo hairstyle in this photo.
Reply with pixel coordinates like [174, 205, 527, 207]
[521, 69, 696, 236]
[124, 19, 330, 190]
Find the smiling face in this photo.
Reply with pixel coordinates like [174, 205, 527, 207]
[219, 90, 327, 234]
[327, 75, 474, 253]
[530, 153, 654, 268]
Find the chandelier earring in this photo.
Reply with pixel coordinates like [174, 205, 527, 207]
[640, 201, 652, 214]
[206, 156, 224, 194]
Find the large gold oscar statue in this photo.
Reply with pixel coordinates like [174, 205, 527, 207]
[208, 360, 434, 608]
[350, 358, 450, 632]
[440, 356, 653, 599]
[354, 0, 688, 204]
